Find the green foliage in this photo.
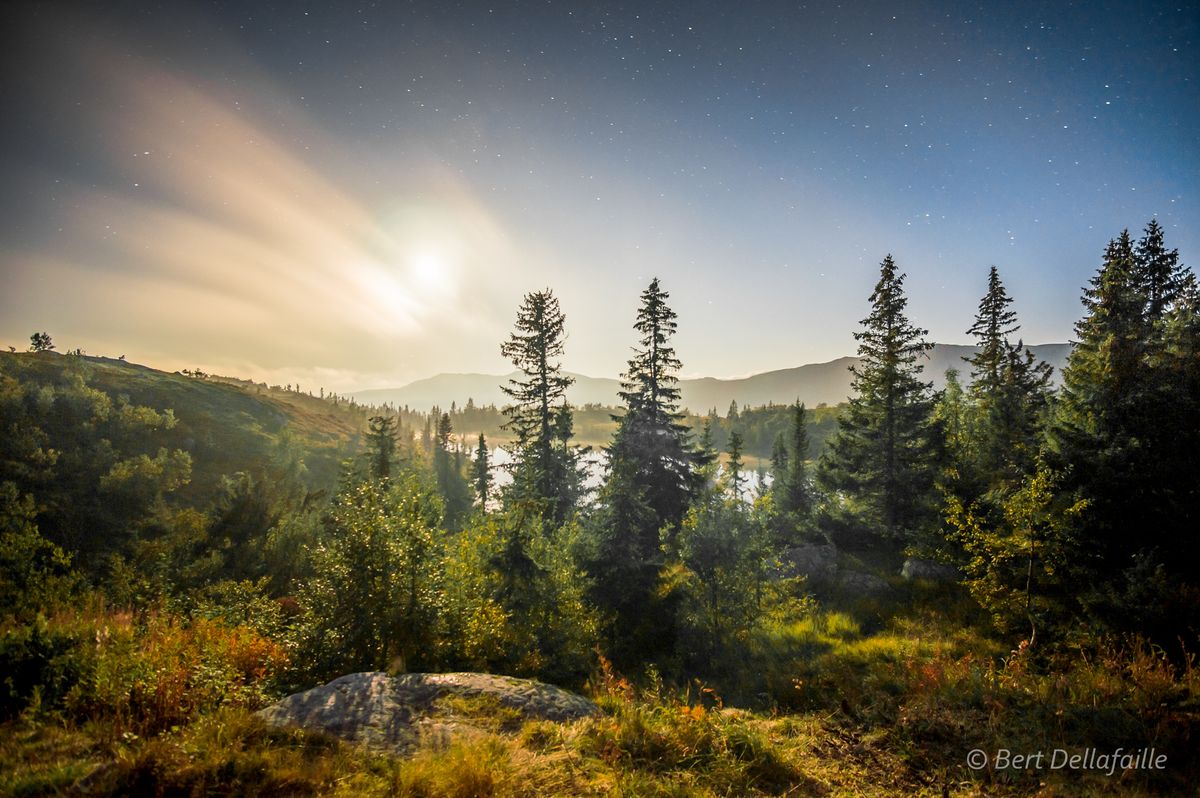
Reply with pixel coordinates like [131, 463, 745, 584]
[294, 475, 444, 681]
[947, 468, 1088, 642]
[0, 484, 78, 619]
[675, 496, 773, 675]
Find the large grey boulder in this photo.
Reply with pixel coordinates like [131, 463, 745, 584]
[900, 558, 960, 582]
[258, 672, 598, 752]
[836, 570, 893, 596]
[776, 542, 838, 581]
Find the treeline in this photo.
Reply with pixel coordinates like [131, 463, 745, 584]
[1, 219, 1196, 706]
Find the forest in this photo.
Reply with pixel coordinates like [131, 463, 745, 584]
[1, 219, 1197, 796]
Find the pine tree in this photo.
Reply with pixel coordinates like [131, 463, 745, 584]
[606, 278, 699, 539]
[817, 255, 939, 546]
[963, 266, 1053, 485]
[28, 332, 54, 352]
[1046, 224, 1200, 636]
[725, 431, 745, 502]
[965, 266, 1019, 398]
[433, 412, 471, 529]
[587, 278, 700, 665]
[779, 401, 813, 518]
[499, 289, 579, 524]
[366, 415, 397, 481]
[1135, 219, 1185, 324]
[472, 433, 491, 507]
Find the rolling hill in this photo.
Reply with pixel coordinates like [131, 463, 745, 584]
[0, 351, 370, 502]
[353, 342, 1073, 412]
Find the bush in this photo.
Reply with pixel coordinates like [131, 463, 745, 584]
[0, 605, 286, 734]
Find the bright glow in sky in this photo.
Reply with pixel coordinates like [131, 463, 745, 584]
[1, 1, 1196, 391]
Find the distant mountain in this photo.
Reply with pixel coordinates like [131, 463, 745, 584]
[352, 343, 1073, 412]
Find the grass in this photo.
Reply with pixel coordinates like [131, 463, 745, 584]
[2, 617, 1195, 796]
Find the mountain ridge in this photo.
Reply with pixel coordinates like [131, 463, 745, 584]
[353, 342, 1073, 412]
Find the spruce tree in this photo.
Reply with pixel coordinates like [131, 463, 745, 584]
[817, 255, 939, 546]
[433, 412, 471, 529]
[366, 415, 397, 481]
[964, 266, 1053, 485]
[499, 289, 579, 524]
[965, 266, 1019, 398]
[605, 277, 699, 542]
[769, 432, 789, 490]
[588, 278, 700, 665]
[779, 401, 813, 518]
[1046, 224, 1200, 636]
[1135, 219, 1185, 324]
[725, 431, 745, 502]
[472, 433, 491, 507]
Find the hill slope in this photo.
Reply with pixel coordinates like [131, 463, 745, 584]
[0, 351, 368, 503]
[354, 343, 1073, 412]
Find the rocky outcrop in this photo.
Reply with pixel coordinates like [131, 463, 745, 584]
[836, 571, 893, 596]
[776, 542, 839, 582]
[258, 672, 598, 752]
[900, 558, 960, 582]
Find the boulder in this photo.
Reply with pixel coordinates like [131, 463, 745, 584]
[900, 558, 960, 582]
[258, 672, 598, 752]
[836, 571, 892, 596]
[777, 542, 838, 581]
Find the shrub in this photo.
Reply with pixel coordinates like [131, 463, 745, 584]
[1, 606, 286, 734]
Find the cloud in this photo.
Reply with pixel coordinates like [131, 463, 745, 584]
[1, 14, 518, 387]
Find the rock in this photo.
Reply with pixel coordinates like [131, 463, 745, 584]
[777, 542, 838, 581]
[900, 558, 960, 582]
[836, 571, 892, 596]
[257, 672, 598, 752]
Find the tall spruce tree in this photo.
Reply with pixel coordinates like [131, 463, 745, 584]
[965, 266, 1019, 397]
[817, 255, 939, 546]
[606, 278, 699, 541]
[588, 278, 700, 665]
[1135, 219, 1185, 324]
[499, 289, 579, 524]
[963, 266, 1053, 486]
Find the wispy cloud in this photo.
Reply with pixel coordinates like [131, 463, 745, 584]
[2, 15, 519, 388]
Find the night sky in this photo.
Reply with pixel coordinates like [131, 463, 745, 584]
[1, 1, 1196, 390]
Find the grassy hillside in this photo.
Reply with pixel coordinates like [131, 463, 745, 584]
[0, 351, 368, 503]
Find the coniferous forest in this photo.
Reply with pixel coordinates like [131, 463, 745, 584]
[1, 220, 1197, 795]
